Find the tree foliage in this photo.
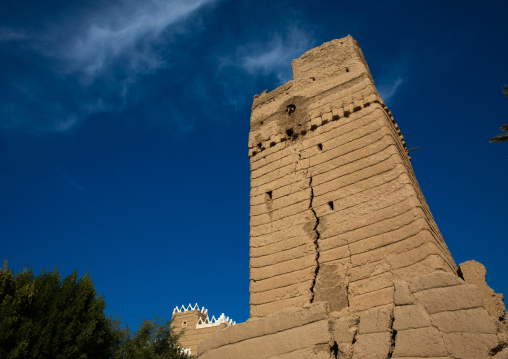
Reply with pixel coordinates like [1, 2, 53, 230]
[0, 262, 114, 359]
[111, 317, 191, 359]
[489, 85, 508, 143]
[0, 262, 191, 359]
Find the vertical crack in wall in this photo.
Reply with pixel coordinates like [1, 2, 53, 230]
[385, 261, 397, 359]
[345, 240, 352, 307]
[309, 176, 321, 303]
[386, 256, 395, 308]
[330, 341, 339, 358]
[428, 309, 454, 358]
[387, 309, 397, 359]
[328, 317, 339, 359]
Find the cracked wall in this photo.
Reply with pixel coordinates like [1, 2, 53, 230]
[196, 36, 507, 358]
[199, 270, 507, 359]
[248, 35, 456, 319]
[309, 176, 321, 303]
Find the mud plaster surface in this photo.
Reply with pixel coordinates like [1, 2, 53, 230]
[176, 36, 507, 358]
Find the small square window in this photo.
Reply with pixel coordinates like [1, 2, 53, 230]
[182, 321, 187, 327]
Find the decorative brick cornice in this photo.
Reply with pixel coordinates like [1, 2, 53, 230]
[248, 94, 408, 159]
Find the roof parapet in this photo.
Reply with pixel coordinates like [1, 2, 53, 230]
[171, 303, 236, 328]
[196, 313, 236, 328]
[172, 303, 208, 315]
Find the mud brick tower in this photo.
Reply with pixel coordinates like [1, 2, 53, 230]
[247, 36, 456, 317]
[196, 36, 507, 358]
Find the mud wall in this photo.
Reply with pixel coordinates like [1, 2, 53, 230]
[196, 36, 506, 359]
[248, 36, 456, 318]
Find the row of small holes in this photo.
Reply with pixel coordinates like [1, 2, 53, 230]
[252, 101, 378, 156]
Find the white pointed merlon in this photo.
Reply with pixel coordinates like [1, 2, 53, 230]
[174, 304, 237, 329]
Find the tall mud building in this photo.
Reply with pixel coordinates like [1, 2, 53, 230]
[188, 36, 507, 358]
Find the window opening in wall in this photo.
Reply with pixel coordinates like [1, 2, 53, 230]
[317, 143, 323, 151]
[286, 104, 296, 115]
[345, 67, 349, 72]
[286, 128, 294, 137]
[182, 321, 187, 327]
[328, 201, 334, 210]
[266, 191, 273, 200]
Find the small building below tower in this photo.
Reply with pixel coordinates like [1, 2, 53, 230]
[171, 303, 235, 356]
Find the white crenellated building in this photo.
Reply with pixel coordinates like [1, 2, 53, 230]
[171, 303, 236, 356]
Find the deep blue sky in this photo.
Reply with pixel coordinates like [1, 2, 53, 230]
[1, 0, 507, 329]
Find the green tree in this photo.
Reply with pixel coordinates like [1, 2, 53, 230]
[0, 262, 190, 359]
[0, 262, 115, 359]
[489, 85, 508, 143]
[111, 316, 191, 359]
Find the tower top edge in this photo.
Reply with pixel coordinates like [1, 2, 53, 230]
[251, 35, 371, 111]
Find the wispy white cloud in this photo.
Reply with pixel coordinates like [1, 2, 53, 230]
[375, 54, 411, 104]
[58, 168, 86, 192]
[0, 28, 32, 42]
[0, 78, 82, 133]
[0, 0, 216, 133]
[203, 26, 315, 125]
[378, 76, 404, 102]
[221, 26, 315, 83]
[0, 101, 80, 134]
[53, 0, 214, 80]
